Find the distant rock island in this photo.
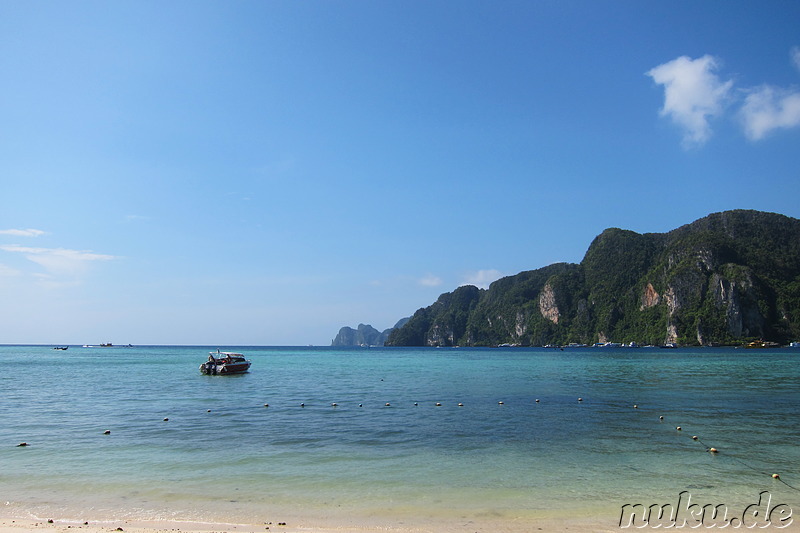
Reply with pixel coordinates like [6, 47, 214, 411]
[386, 210, 800, 347]
[331, 318, 409, 347]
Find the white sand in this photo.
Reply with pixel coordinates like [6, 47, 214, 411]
[0, 514, 624, 533]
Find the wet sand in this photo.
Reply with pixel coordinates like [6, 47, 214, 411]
[0, 515, 623, 533]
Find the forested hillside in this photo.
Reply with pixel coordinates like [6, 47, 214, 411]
[386, 210, 800, 347]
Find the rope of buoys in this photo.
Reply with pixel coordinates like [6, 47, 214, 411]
[666, 420, 800, 492]
[635, 406, 797, 491]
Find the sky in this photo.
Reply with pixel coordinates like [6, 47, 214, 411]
[1, 1, 799, 346]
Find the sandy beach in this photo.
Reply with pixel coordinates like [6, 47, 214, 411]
[4, 511, 800, 533]
[7, 512, 799, 533]
[0, 516, 625, 533]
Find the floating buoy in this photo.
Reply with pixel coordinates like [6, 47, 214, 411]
[385, 403, 391, 407]
[300, 403, 305, 407]
[16, 442, 28, 447]
[331, 403, 338, 407]
[435, 402, 441, 406]
[676, 426, 682, 431]
[577, 398, 583, 402]
[709, 447, 719, 454]
[103, 430, 111, 435]
[692, 435, 698, 440]
[457, 403, 464, 407]
[633, 404, 638, 409]
[414, 402, 418, 406]
[263, 404, 269, 408]
[659, 416, 664, 420]
[358, 404, 363, 407]
[535, 399, 540, 403]
[163, 418, 169, 422]
[498, 401, 504, 405]
[773, 473, 781, 479]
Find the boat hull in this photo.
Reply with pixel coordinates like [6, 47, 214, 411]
[200, 361, 251, 375]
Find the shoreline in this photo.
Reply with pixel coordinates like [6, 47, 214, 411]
[0, 508, 623, 533]
[4, 501, 800, 533]
[0, 518, 619, 533]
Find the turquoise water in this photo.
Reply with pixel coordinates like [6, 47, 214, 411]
[1, 345, 799, 527]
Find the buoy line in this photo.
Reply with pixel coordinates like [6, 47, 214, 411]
[661, 417, 800, 492]
[14, 396, 797, 495]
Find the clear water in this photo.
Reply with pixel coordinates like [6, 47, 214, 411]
[1, 345, 799, 527]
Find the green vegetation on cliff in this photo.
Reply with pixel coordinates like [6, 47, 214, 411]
[386, 210, 800, 347]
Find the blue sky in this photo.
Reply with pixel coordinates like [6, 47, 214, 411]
[2, 1, 799, 345]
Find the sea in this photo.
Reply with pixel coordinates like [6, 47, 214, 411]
[1, 345, 799, 530]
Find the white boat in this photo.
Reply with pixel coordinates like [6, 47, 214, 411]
[789, 342, 800, 348]
[200, 350, 251, 375]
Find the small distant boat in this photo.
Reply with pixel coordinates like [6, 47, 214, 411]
[789, 342, 800, 348]
[53, 346, 69, 350]
[660, 343, 678, 349]
[744, 340, 779, 349]
[200, 350, 252, 375]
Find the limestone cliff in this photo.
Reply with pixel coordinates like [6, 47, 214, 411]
[331, 318, 409, 347]
[386, 210, 800, 347]
[539, 283, 560, 324]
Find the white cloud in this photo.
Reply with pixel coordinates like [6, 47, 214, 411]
[418, 273, 443, 287]
[0, 228, 46, 237]
[647, 55, 733, 147]
[0, 245, 117, 278]
[0, 263, 21, 277]
[792, 46, 800, 73]
[740, 85, 800, 140]
[461, 269, 503, 289]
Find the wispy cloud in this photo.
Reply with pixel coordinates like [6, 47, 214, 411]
[740, 85, 800, 140]
[792, 46, 800, 73]
[0, 228, 46, 237]
[647, 55, 732, 147]
[125, 214, 151, 222]
[0, 263, 21, 277]
[418, 273, 443, 287]
[0, 245, 117, 278]
[461, 269, 503, 289]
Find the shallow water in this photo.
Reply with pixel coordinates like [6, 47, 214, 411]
[1, 345, 798, 527]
